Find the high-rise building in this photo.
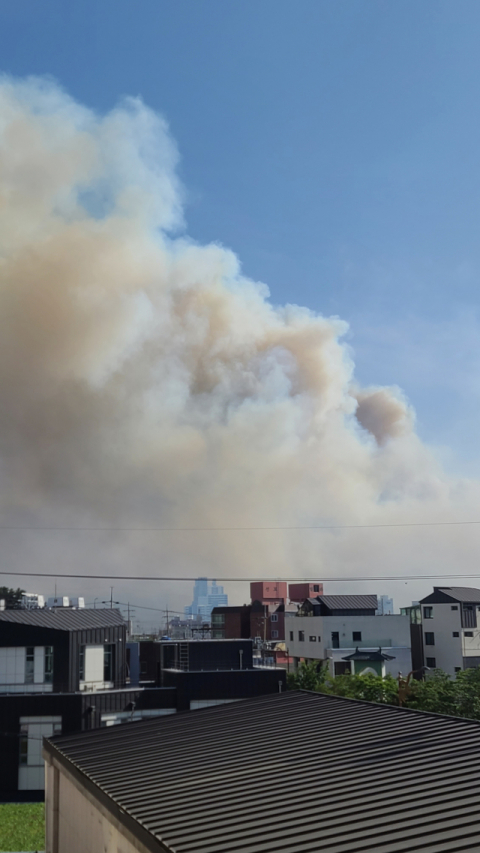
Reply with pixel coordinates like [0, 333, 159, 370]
[184, 578, 228, 620]
[376, 595, 394, 615]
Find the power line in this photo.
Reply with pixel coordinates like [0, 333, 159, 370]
[0, 520, 479, 531]
[1, 570, 480, 583]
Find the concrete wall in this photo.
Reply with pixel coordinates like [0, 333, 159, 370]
[45, 756, 155, 853]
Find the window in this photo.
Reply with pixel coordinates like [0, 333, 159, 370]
[298, 631, 305, 642]
[426, 657, 436, 668]
[309, 636, 316, 642]
[453, 632, 459, 638]
[331, 632, 340, 649]
[455, 667, 462, 673]
[211, 613, 225, 625]
[425, 632, 435, 645]
[25, 648, 34, 684]
[271, 630, 279, 639]
[271, 614, 278, 623]
[289, 631, 294, 642]
[451, 606, 458, 611]
[44, 647, 53, 684]
[465, 631, 474, 638]
[79, 646, 85, 681]
[464, 605, 473, 611]
[352, 632, 362, 642]
[318, 636, 321, 642]
[423, 607, 433, 619]
[104, 645, 114, 682]
[313, 585, 320, 592]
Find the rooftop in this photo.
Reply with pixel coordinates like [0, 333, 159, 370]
[0, 608, 125, 631]
[45, 690, 480, 853]
[306, 593, 378, 611]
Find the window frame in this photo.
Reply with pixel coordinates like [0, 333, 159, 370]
[25, 647, 34, 684]
[423, 606, 433, 619]
[424, 632, 435, 646]
[298, 631, 305, 642]
[352, 631, 362, 642]
[426, 657, 436, 668]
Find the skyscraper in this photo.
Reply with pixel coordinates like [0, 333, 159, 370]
[184, 577, 228, 620]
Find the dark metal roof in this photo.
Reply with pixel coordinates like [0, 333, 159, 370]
[317, 593, 378, 610]
[44, 690, 480, 853]
[421, 587, 480, 604]
[342, 648, 396, 661]
[0, 608, 125, 630]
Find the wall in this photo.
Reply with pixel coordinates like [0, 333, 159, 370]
[45, 758, 157, 853]
[162, 668, 286, 711]
[420, 603, 463, 676]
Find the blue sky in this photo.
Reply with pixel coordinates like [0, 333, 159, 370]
[2, 0, 480, 469]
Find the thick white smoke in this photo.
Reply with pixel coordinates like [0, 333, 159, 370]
[0, 77, 478, 621]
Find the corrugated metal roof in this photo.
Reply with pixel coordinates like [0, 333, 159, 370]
[0, 608, 125, 630]
[318, 593, 378, 610]
[45, 690, 480, 853]
[436, 587, 480, 603]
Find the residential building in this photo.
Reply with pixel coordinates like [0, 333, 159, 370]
[184, 577, 228, 619]
[44, 690, 480, 853]
[0, 608, 175, 800]
[418, 586, 480, 676]
[211, 601, 293, 643]
[287, 595, 411, 676]
[250, 581, 287, 607]
[288, 582, 324, 602]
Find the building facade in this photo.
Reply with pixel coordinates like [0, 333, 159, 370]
[287, 595, 411, 676]
[418, 586, 480, 676]
[184, 577, 228, 619]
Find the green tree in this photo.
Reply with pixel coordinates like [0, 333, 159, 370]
[287, 660, 329, 692]
[0, 587, 25, 609]
[405, 669, 457, 716]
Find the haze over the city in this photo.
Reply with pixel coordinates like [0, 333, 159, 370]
[1, 1, 480, 623]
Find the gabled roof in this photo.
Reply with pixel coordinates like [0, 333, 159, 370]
[317, 593, 378, 611]
[342, 648, 396, 661]
[0, 608, 125, 631]
[44, 690, 480, 853]
[420, 586, 480, 605]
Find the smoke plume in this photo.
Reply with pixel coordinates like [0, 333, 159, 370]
[0, 77, 478, 620]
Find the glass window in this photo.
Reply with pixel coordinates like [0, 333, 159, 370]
[271, 630, 279, 639]
[25, 647, 34, 683]
[318, 636, 321, 642]
[451, 605, 458, 610]
[298, 631, 305, 642]
[44, 646, 53, 683]
[211, 613, 225, 625]
[271, 614, 278, 622]
[313, 585, 319, 592]
[331, 632, 340, 649]
[309, 636, 316, 642]
[465, 631, 474, 638]
[353, 632, 362, 642]
[453, 632, 459, 638]
[79, 646, 85, 681]
[289, 631, 294, 641]
[104, 645, 114, 682]
[426, 657, 436, 668]
[423, 607, 433, 619]
[425, 632, 435, 645]
[455, 667, 461, 673]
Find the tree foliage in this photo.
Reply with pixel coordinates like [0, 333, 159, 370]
[288, 661, 480, 721]
[0, 587, 25, 609]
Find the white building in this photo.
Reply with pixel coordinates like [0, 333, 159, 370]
[286, 595, 411, 677]
[419, 586, 480, 677]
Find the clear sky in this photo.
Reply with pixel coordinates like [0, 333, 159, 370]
[1, 0, 480, 473]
